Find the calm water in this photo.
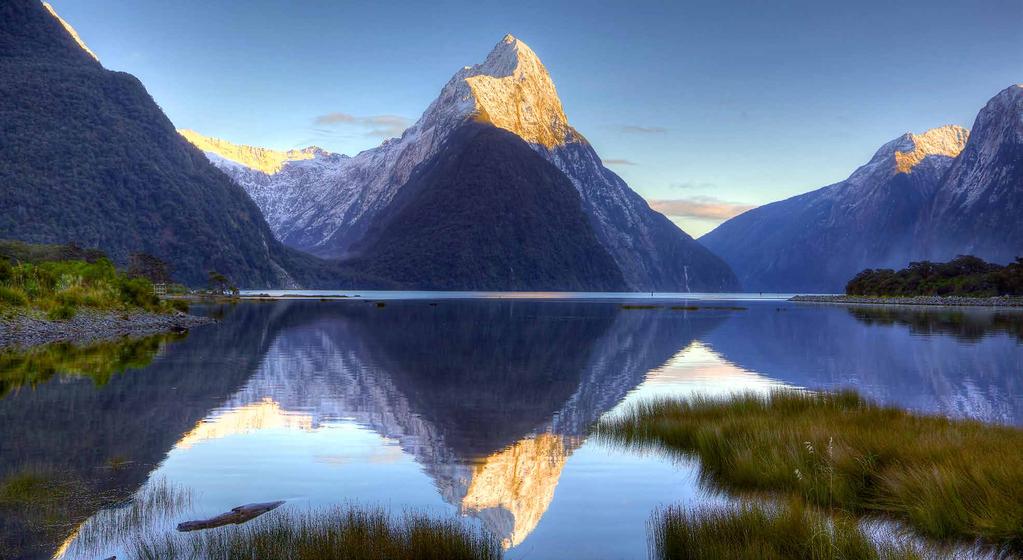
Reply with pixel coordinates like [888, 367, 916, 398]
[2, 295, 1021, 559]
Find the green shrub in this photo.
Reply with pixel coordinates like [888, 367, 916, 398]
[0, 285, 28, 307]
[119, 276, 159, 309]
[46, 305, 75, 321]
[0, 256, 178, 317]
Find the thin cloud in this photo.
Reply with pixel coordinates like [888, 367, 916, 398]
[313, 112, 411, 138]
[671, 181, 717, 190]
[602, 158, 637, 166]
[619, 125, 668, 134]
[647, 196, 756, 220]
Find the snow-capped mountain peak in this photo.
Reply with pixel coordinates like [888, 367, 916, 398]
[414, 35, 575, 148]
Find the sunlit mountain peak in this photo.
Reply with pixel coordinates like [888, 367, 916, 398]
[893, 125, 970, 174]
[461, 35, 575, 148]
[179, 129, 327, 175]
[43, 2, 99, 62]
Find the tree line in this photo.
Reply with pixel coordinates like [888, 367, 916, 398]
[846, 255, 1023, 297]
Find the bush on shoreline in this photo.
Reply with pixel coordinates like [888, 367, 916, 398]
[846, 255, 1023, 297]
[595, 390, 1023, 553]
[0, 250, 185, 320]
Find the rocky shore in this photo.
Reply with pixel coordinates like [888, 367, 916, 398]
[0, 310, 215, 350]
[790, 295, 1023, 307]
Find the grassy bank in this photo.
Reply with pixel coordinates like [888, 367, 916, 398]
[651, 501, 920, 560]
[595, 390, 1023, 553]
[131, 506, 502, 560]
[0, 257, 186, 320]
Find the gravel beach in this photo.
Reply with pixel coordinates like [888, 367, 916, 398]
[0, 310, 215, 350]
[790, 295, 1023, 307]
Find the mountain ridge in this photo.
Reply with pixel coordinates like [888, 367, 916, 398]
[348, 123, 627, 291]
[0, 0, 339, 287]
[701, 124, 970, 292]
[916, 85, 1023, 263]
[186, 34, 739, 291]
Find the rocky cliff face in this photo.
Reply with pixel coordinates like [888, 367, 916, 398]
[701, 126, 969, 292]
[186, 35, 738, 291]
[916, 85, 1023, 264]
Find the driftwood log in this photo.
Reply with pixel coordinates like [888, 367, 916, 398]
[176, 500, 285, 532]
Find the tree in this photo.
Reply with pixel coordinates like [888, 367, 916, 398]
[128, 252, 172, 284]
[207, 271, 238, 296]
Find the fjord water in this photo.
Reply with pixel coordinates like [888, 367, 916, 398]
[2, 296, 1022, 559]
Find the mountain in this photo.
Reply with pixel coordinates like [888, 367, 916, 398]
[701, 126, 969, 292]
[349, 123, 627, 290]
[0, 0, 335, 287]
[916, 85, 1023, 263]
[186, 35, 738, 292]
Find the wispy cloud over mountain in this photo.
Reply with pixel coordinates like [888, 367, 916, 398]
[618, 125, 667, 134]
[648, 196, 755, 220]
[313, 113, 411, 138]
[602, 158, 637, 166]
[670, 180, 717, 190]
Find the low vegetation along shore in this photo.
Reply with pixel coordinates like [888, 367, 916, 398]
[652, 501, 920, 560]
[132, 506, 502, 560]
[847, 256, 1023, 298]
[0, 242, 211, 349]
[595, 390, 1023, 557]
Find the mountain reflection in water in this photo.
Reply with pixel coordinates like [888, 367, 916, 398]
[1, 298, 1021, 559]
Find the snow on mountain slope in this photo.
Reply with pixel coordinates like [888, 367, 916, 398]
[702, 125, 969, 292]
[184, 35, 737, 290]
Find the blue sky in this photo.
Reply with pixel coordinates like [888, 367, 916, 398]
[49, 0, 1021, 236]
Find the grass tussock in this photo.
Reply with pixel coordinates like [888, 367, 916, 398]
[59, 479, 192, 559]
[131, 506, 502, 560]
[651, 501, 920, 560]
[595, 390, 1023, 553]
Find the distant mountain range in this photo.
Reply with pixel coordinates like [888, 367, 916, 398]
[186, 35, 738, 292]
[702, 85, 1023, 293]
[3, 0, 1018, 292]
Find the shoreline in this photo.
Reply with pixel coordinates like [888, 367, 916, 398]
[0, 310, 215, 351]
[790, 294, 1023, 308]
